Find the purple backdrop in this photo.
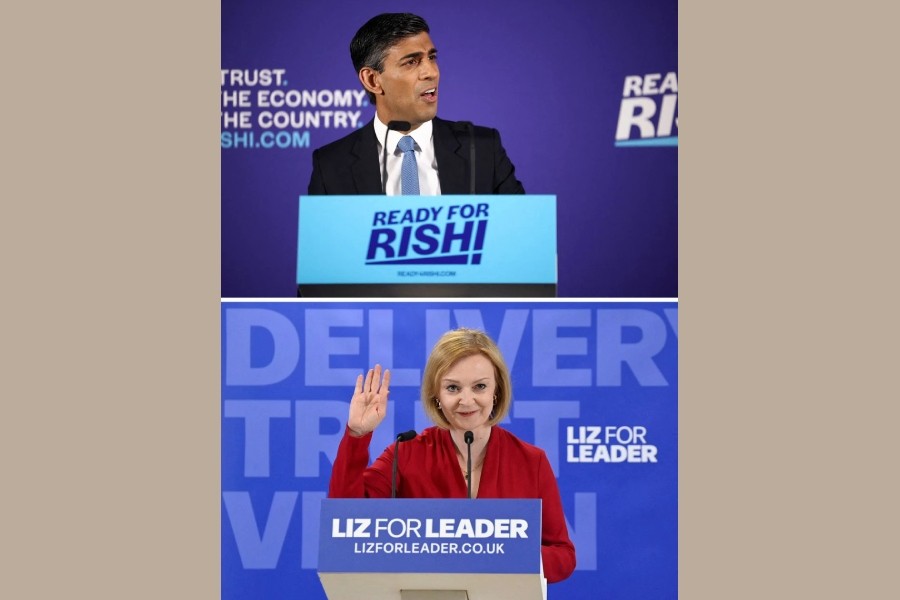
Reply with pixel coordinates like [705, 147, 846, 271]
[221, 0, 677, 297]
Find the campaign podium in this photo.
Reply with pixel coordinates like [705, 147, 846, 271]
[297, 195, 557, 297]
[318, 499, 546, 600]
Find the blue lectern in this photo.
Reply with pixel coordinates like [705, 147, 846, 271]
[297, 195, 557, 297]
[318, 499, 547, 600]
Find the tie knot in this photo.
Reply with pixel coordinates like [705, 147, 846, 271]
[397, 135, 416, 153]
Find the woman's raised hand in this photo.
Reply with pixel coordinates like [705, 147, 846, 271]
[347, 364, 391, 437]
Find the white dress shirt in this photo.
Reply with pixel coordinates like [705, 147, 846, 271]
[373, 115, 442, 196]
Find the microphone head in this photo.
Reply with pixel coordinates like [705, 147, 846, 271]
[464, 431, 474, 444]
[397, 430, 417, 442]
[388, 120, 411, 131]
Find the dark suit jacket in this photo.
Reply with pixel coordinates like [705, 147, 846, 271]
[307, 117, 525, 195]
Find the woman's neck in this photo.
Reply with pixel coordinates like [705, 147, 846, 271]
[449, 426, 491, 464]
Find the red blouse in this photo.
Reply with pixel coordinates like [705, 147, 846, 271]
[329, 425, 576, 583]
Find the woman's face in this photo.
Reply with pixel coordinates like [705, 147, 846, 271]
[436, 353, 497, 433]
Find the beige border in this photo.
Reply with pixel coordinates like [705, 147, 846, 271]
[681, 1, 896, 598]
[5, 1, 220, 597]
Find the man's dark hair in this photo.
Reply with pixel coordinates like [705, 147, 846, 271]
[350, 13, 430, 103]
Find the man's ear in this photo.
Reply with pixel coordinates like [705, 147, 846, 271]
[359, 67, 382, 96]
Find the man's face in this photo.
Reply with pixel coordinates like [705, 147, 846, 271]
[370, 32, 439, 130]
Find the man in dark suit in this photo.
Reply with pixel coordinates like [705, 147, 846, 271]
[308, 13, 525, 196]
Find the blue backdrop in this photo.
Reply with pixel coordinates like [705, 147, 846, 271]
[221, 0, 678, 298]
[221, 301, 678, 599]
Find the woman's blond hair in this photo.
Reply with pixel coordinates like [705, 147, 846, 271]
[421, 328, 512, 428]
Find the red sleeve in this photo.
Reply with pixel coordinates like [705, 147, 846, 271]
[538, 452, 577, 583]
[328, 426, 393, 498]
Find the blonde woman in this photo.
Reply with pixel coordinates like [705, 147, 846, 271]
[329, 328, 576, 583]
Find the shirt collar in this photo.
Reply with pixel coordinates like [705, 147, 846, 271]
[374, 114, 433, 153]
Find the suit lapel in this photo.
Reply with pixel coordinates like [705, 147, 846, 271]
[433, 118, 468, 195]
[350, 121, 384, 194]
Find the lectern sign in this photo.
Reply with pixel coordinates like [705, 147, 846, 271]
[318, 499, 542, 574]
[297, 195, 557, 285]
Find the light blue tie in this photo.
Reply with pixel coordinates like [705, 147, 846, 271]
[397, 135, 420, 195]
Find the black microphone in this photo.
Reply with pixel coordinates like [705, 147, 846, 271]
[391, 429, 417, 498]
[455, 121, 476, 194]
[464, 430, 474, 499]
[382, 120, 412, 194]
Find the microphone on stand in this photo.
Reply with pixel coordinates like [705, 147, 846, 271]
[391, 429, 417, 498]
[383, 120, 412, 194]
[464, 430, 474, 499]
